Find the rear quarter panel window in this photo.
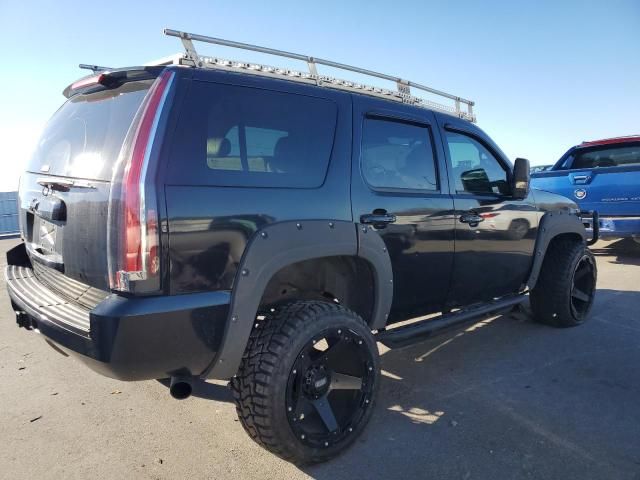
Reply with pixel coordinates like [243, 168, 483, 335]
[571, 143, 640, 169]
[167, 81, 338, 188]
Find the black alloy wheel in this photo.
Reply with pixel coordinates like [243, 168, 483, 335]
[570, 252, 596, 319]
[285, 327, 376, 448]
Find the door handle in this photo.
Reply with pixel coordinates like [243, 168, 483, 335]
[571, 174, 591, 185]
[459, 212, 484, 227]
[360, 212, 396, 229]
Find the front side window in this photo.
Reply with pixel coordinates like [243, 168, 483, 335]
[169, 81, 338, 188]
[445, 132, 509, 195]
[361, 117, 438, 191]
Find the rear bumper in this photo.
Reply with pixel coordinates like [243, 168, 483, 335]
[5, 243, 230, 381]
[580, 215, 640, 238]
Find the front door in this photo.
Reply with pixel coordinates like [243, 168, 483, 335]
[437, 115, 539, 307]
[351, 98, 455, 322]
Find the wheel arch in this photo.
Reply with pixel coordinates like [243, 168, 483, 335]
[204, 221, 393, 379]
[526, 210, 587, 290]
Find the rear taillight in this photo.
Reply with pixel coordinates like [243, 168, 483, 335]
[107, 70, 175, 293]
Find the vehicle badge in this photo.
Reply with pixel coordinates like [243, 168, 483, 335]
[574, 188, 587, 200]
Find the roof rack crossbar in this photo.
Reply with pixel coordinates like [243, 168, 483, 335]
[162, 28, 476, 122]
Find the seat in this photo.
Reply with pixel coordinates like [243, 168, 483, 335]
[270, 136, 300, 174]
[400, 144, 436, 189]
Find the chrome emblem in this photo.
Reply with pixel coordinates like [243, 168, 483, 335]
[574, 188, 587, 200]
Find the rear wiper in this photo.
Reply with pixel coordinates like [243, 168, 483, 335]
[37, 177, 95, 192]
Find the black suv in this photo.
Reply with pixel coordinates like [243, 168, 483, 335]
[5, 30, 597, 464]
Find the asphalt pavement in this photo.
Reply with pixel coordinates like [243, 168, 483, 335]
[1, 238, 639, 479]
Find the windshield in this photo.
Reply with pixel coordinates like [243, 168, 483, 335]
[27, 80, 152, 181]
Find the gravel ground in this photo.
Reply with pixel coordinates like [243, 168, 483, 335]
[1, 238, 639, 479]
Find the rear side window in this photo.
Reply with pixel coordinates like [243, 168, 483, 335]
[361, 117, 438, 191]
[168, 81, 338, 188]
[27, 80, 152, 181]
[568, 143, 640, 169]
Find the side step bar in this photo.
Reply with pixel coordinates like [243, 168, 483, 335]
[375, 294, 527, 349]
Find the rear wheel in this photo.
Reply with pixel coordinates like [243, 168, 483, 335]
[530, 238, 597, 327]
[230, 301, 379, 464]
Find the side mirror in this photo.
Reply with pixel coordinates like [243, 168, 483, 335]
[511, 157, 530, 200]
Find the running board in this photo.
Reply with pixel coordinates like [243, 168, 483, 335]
[375, 294, 527, 349]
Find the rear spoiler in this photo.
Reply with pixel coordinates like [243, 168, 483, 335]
[62, 66, 166, 98]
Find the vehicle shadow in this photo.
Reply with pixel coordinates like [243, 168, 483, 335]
[157, 377, 233, 402]
[590, 238, 640, 266]
[156, 289, 640, 478]
[301, 289, 640, 479]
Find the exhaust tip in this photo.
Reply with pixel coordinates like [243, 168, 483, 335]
[169, 376, 193, 400]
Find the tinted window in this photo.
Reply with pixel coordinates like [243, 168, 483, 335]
[445, 132, 509, 195]
[361, 118, 438, 190]
[570, 143, 640, 169]
[168, 81, 337, 188]
[28, 80, 152, 181]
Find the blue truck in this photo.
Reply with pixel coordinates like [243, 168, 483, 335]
[531, 136, 640, 242]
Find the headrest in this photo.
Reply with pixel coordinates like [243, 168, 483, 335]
[207, 137, 231, 157]
[274, 136, 295, 158]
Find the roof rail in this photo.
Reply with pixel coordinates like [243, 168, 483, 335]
[162, 28, 476, 122]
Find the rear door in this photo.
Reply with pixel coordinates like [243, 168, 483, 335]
[436, 115, 538, 308]
[351, 96, 455, 322]
[19, 76, 156, 292]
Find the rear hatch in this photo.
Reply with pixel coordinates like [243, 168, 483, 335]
[531, 141, 640, 216]
[18, 73, 157, 302]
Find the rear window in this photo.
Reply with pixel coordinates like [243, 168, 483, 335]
[563, 142, 640, 170]
[167, 81, 338, 188]
[361, 117, 438, 191]
[27, 80, 152, 181]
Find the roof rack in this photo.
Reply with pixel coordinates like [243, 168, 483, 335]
[161, 28, 476, 122]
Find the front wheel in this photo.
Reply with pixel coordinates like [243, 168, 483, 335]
[530, 238, 597, 327]
[230, 301, 380, 464]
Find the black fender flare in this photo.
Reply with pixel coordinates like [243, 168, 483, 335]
[204, 220, 393, 379]
[526, 210, 587, 290]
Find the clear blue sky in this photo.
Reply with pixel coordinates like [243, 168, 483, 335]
[0, 0, 638, 191]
